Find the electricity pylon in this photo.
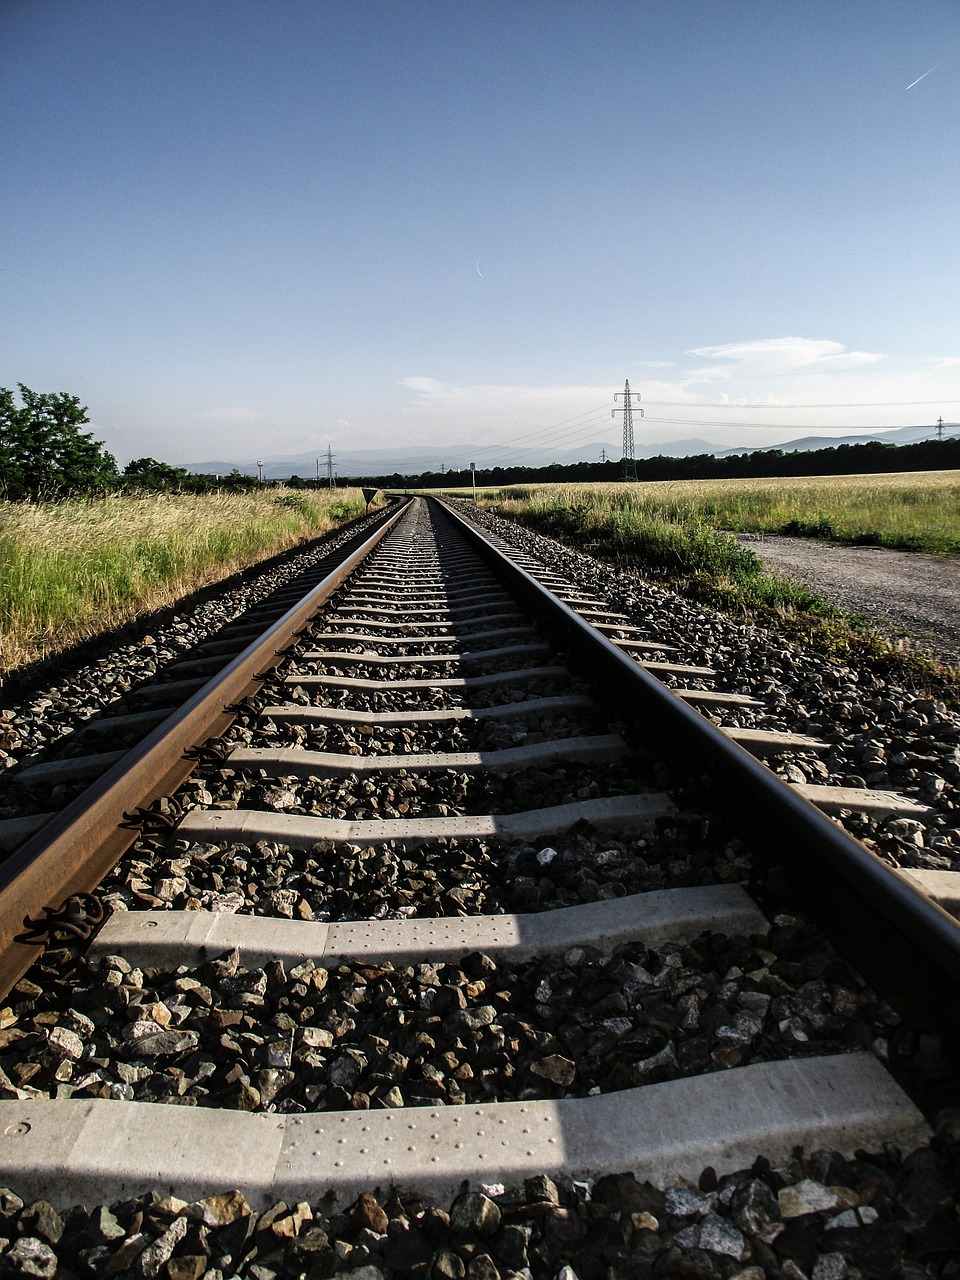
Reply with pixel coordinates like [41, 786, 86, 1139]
[612, 380, 642, 480]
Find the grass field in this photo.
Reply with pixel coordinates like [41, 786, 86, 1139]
[452, 472, 960, 694]
[0, 488, 374, 675]
[476, 470, 960, 556]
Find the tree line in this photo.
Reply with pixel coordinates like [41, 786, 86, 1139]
[356, 437, 960, 490]
[4, 382, 960, 501]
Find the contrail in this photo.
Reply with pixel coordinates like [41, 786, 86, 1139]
[906, 59, 944, 90]
[476, 257, 483, 278]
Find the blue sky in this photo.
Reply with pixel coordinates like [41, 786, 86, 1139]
[2, 0, 959, 470]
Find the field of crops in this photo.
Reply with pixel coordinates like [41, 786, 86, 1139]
[0, 488, 372, 674]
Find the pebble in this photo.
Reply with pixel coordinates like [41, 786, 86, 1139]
[187, 1189, 252, 1227]
[664, 1186, 715, 1218]
[778, 1180, 841, 1219]
[675, 1212, 749, 1260]
[449, 1193, 501, 1237]
[529, 1055, 576, 1086]
[353, 1193, 389, 1234]
[136, 1215, 189, 1277]
[2, 1236, 58, 1277]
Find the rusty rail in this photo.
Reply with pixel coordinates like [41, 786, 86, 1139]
[0, 500, 411, 997]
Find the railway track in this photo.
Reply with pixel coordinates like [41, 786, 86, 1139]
[0, 495, 959, 1276]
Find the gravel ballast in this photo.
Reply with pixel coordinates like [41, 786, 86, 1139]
[1, 499, 960, 1276]
[1, 920, 897, 1114]
[0, 1155, 957, 1280]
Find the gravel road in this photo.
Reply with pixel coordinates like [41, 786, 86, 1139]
[740, 534, 960, 666]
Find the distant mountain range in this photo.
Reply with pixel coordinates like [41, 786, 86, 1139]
[717, 422, 960, 457]
[183, 443, 627, 480]
[183, 423, 960, 480]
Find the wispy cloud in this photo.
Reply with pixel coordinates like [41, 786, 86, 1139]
[687, 337, 884, 376]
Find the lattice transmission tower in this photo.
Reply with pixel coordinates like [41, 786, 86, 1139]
[612, 380, 643, 480]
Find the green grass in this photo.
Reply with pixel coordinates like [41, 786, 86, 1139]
[476, 477, 960, 699]
[480, 471, 960, 555]
[0, 488, 376, 674]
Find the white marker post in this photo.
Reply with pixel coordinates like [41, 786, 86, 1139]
[470, 462, 477, 503]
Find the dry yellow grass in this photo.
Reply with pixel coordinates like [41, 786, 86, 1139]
[0, 488, 373, 674]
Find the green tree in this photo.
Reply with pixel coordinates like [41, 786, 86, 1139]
[123, 456, 189, 491]
[221, 468, 259, 492]
[0, 384, 118, 500]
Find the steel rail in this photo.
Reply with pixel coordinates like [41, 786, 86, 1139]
[435, 497, 960, 1043]
[0, 500, 412, 998]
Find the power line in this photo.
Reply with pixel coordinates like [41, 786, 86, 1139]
[644, 397, 960, 409]
[454, 410, 614, 469]
[467, 428, 615, 469]
[329, 385, 960, 477]
[476, 391, 960, 457]
[331, 409, 613, 472]
[467, 403, 611, 455]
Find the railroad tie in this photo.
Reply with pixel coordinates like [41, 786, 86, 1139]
[260, 693, 595, 726]
[92, 884, 769, 968]
[296, 643, 551, 667]
[0, 1057, 928, 1209]
[795, 784, 932, 818]
[284, 665, 570, 692]
[897, 868, 960, 917]
[320, 609, 524, 628]
[640, 661, 716, 677]
[225, 734, 627, 778]
[308, 625, 534, 645]
[174, 792, 677, 850]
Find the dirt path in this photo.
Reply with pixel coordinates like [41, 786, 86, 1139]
[738, 534, 960, 666]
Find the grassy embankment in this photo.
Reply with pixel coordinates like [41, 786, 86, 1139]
[471, 472, 960, 693]
[0, 488, 375, 675]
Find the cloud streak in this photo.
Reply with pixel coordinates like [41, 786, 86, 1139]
[906, 60, 944, 90]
